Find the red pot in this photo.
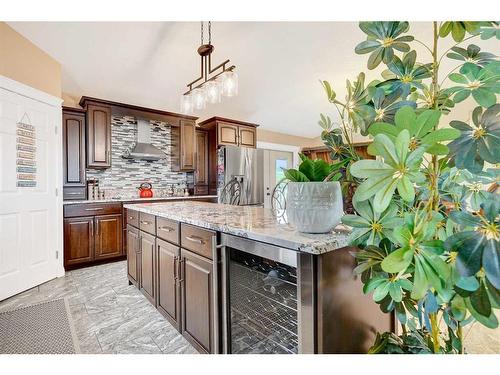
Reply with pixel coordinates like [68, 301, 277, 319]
[139, 182, 153, 198]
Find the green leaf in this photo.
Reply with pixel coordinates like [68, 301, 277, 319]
[381, 247, 413, 273]
[283, 169, 310, 182]
[411, 257, 428, 300]
[397, 176, 415, 202]
[373, 281, 391, 302]
[472, 88, 496, 107]
[451, 294, 467, 321]
[371, 133, 399, 166]
[470, 281, 492, 317]
[449, 211, 481, 227]
[421, 128, 461, 144]
[350, 160, 393, 178]
[449, 73, 469, 84]
[363, 275, 387, 294]
[389, 282, 403, 302]
[483, 239, 500, 289]
[394, 106, 417, 131]
[465, 298, 498, 329]
[455, 276, 480, 292]
[445, 231, 484, 277]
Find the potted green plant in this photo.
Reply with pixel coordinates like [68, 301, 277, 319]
[283, 154, 346, 233]
[318, 21, 499, 353]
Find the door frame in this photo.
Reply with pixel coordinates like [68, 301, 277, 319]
[0, 75, 64, 300]
[256, 141, 300, 168]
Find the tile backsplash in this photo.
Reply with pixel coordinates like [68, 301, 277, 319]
[86, 115, 191, 195]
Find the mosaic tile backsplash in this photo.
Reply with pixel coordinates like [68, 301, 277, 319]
[86, 116, 191, 194]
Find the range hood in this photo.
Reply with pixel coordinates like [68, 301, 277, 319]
[122, 119, 166, 161]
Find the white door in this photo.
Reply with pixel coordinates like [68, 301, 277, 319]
[0, 76, 63, 301]
[263, 150, 293, 208]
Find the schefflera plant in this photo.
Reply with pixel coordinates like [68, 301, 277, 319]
[318, 21, 500, 354]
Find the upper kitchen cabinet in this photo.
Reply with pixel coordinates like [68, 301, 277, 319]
[194, 129, 209, 195]
[198, 117, 258, 149]
[85, 103, 112, 168]
[62, 107, 87, 200]
[179, 119, 196, 171]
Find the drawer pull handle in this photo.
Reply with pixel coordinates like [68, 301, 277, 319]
[159, 226, 174, 232]
[129, 216, 134, 220]
[185, 235, 204, 244]
[141, 221, 151, 225]
[85, 208, 103, 211]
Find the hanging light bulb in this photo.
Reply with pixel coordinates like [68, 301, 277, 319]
[204, 80, 221, 104]
[192, 87, 207, 110]
[180, 93, 193, 114]
[219, 70, 238, 97]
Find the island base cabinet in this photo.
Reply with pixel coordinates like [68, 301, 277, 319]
[156, 239, 181, 330]
[126, 225, 140, 287]
[140, 231, 156, 306]
[180, 248, 214, 354]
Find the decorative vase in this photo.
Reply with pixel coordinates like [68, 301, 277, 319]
[286, 181, 344, 234]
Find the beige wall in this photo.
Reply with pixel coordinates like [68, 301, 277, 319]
[0, 22, 61, 98]
[257, 128, 320, 148]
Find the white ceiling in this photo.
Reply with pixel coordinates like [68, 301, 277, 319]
[8, 22, 500, 138]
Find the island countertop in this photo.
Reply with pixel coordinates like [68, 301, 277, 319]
[123, 201, 350, 255]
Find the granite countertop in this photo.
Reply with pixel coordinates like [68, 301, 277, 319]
[123, 201, 350, 255]
[63, 195, 217, 205]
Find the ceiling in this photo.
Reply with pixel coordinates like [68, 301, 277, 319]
[8, 22, 500, 138]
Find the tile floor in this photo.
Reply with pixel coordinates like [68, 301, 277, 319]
[0, 261, 197, 354]
[1, 260, 498, 354]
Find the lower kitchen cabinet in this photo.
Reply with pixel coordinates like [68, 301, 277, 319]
[157, 238, 181, 330]
[64, 217, 94, 266]
[140, 231, 156, 305]
[180, 248, 214, 354]
[126, 225, 140, 287]
[95, 214, 122, 260]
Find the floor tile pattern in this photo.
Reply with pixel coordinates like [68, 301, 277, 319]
[0, 261, 197, 354]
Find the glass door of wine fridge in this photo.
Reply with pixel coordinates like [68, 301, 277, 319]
[221, 234, 300, 354]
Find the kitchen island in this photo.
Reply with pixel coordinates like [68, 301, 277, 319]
[124, 201, 393, 354]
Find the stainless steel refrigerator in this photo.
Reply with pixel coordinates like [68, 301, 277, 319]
[217, 146, 264, 206]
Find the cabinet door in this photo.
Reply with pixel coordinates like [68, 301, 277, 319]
[180, 119, 196, 171]
[140, 231, 156, 305]
[217, 122, 238, 146]
[87, 104, 111, 168]
[180, 249, 214, 353]
[126, 225, 140, 286]
[94, 214, 122, 260]
[157, 239, 181, 329]
[238, 125, 256, 148]
[64, 217, 94, 267]
[195, 130, 208, 186]
[62, 112, 86, 187]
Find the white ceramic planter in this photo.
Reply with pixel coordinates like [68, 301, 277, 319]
[286, 181, 344, 233]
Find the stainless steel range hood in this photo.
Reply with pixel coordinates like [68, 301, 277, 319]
[122, 118, 166, 161]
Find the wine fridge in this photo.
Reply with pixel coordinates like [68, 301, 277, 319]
[220, 234, 315, 354]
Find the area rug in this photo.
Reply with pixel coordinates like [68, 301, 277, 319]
[0, 298, 80, 354]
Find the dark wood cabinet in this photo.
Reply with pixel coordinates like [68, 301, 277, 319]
[180, 119, 196, 171]
[126, 225, 140, 287]
[140, 231, 156, 305]
[62, 107, 86, 200]
[95, 214, 122, 260]
[63, 203, 124, 270]
[157, 238, 181, 330]
[86, 103, 112, 168]
[194, 129, 209, 194]
[180, 248, 214, 354]
[63, 217, 94, 266]
[198, 117, 259, 195]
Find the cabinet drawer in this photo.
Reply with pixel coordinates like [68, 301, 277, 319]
[157, 217, 180, 245]
[126, 209, 139, 228]
[180, 223, 215, 260]
[64, 202, 121, 218]
[63, 187, 86, 201]
[139, 212, 156, 235]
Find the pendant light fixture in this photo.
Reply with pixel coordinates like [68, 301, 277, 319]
[180, 21, 238, 114]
